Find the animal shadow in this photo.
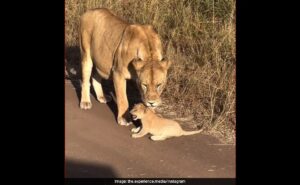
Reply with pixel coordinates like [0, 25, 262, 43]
[65, 45, 142, 127]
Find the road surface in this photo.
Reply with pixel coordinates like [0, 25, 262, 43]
[65, 80, 235, 178]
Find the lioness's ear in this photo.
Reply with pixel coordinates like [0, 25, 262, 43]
[160, 57, 172, 70]
[143, 25, 157, 33]
[144, 25, 153, 30]
[132, 57, 145, 71]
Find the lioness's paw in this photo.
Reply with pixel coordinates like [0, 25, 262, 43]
[97, 97, 107, 103]
[80, 101, 92, 110]
[97, 95, 112, 103]
[117, 118, 132, 126]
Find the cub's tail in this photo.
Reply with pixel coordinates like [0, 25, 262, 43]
[182, 128, 203, 136]
[174, 115, 194, 122]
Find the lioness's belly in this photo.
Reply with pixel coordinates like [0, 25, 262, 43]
[92, 57, 112, 80]
[88, 9, 128, 80]
[91, 41, 114, 79]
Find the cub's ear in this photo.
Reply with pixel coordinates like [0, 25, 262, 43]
[161, 57, 168, 61]
[131, 57, 145, 71]
[144, 106, 149, 114]
[160, 57, 172, 70]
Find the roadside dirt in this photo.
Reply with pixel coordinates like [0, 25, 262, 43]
[65, 80, 235, 178]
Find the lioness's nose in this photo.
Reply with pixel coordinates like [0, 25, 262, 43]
[148, 101, 155, 106]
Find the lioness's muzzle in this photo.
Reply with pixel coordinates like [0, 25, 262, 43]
[145, 100, 160, 107]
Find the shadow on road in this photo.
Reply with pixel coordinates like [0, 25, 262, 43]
[65, 159, 118, 178]
[65, 46, 81, 102]
[65, 45, 142, 127]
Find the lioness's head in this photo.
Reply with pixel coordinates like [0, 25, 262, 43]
[130, 103, 148, 120]
[133, 58, 172, 108]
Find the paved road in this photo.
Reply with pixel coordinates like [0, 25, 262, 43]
[65, 80, 235, 178]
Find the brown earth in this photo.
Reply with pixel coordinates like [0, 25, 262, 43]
[65, 80, 235, 178]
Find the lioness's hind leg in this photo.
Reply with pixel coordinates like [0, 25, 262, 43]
[92, 78, 112, 103]
[80, 56, 93, 109]
[150, 135, 167, 141]
[80, 31, 93, 110]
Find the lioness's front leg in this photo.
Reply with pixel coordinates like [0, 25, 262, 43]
[113, 72, 132, 126]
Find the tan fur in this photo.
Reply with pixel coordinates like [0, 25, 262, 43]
[130, 104, 203, 141]
[79, 8, 172, 126]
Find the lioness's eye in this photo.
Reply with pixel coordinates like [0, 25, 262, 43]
[156, 83, 163, 91]
[142, 84, 147, 89]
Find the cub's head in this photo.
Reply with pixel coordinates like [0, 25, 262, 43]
[133, 58, 172, 108]
[130, 103, 148, 120]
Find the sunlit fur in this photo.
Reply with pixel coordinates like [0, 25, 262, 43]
[130, 103, 203, 141]
[79, 8, 171, 125]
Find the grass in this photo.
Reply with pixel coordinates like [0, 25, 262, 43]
[65, 0, 236, 144]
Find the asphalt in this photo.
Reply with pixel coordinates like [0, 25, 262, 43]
[65, 80, 235, 178]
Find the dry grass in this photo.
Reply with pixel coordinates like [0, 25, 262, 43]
[65, 0, 236, 144]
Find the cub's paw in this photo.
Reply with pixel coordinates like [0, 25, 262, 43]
[150, 136, 166, 141]
[131, 134, 140, 138]
[80, 101, 92, 110]
[131, 127, 141, 133]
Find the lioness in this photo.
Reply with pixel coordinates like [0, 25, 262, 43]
[79, 8, 171, 126]
[130, 104, 203, 141]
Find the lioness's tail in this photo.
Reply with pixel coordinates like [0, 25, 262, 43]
[110, 92, 117, 103]
[182, 129, 203, 136]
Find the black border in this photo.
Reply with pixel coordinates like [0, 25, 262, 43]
[5, 0, 267, 183]
[12, 0, 287, 183]
[65, 178, 235, 185]
[63, 1, 239, 185]
[7, 0, 65, 182]
[65, 0, 279, 184]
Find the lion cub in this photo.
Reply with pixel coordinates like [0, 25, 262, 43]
[130, 103, 203, 141]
